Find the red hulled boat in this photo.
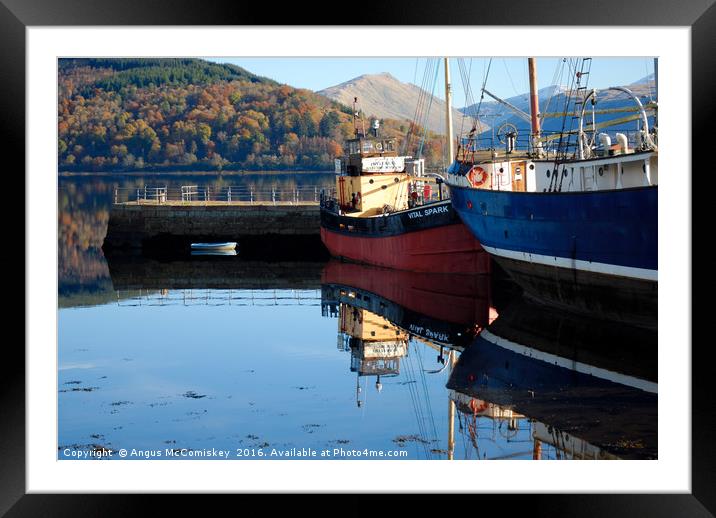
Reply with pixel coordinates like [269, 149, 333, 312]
[319, 95, 489, 274]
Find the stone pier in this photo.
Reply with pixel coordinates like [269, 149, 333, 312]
[103, 201, 321, 249]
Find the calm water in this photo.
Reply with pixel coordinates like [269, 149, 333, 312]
[58, 172, 657, 460]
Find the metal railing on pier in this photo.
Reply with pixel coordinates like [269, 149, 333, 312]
[113, 185, 325, 205]
[115, 288, 321, 307]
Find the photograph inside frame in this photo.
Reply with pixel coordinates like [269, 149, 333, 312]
[57, 56, 657, 461]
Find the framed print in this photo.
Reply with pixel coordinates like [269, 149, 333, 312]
[6, 0, 713, 513]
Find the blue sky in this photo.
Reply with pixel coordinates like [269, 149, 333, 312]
[207, 57, 656, 106]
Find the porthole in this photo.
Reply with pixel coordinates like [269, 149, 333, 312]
[381, 185, 387, 190]
[529, 164, 535, 170]
[499, 167, 504, 173]
[546, 170, 551, 178]
[394, 177, 399, 183]
[369, 179, 374, 184]
[598, 167, 604, 176]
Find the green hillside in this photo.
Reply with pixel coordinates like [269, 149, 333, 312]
[58, 58, 445, 172]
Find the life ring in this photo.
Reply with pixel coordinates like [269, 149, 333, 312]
[467, 166, 489, 188]
[469, 398, 489, 415]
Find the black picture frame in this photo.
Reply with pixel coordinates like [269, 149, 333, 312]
[5, 0, 711, 514]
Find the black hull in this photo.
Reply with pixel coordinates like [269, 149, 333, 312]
[320, 199, 460, 237]
[493, 255, 657, 329]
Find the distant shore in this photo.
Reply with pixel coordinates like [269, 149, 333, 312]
[59, 169, 333, 177]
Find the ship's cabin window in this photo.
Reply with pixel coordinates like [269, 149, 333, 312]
[347, 137, 397, 156]
[348, 140, 361, 155]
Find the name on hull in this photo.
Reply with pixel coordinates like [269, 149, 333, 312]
[407, 204, 449, 219]
[408, 324, 450, 343]
[362, 343, 407, 358]
[361, 157, 406, 173]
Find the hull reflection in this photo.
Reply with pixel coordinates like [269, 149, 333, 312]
[321, 259, 495, 349]
[448, 297, 657, 459]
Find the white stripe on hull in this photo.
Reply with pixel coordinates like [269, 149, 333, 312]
[480, 329, 658, 394]
[481, 244, 658, 282]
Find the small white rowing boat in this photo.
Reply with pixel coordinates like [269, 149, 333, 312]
[190, 242, 237, 251]
[191, 249, 237, 256]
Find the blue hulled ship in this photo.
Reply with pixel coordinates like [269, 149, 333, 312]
[446, 58, 658, 327]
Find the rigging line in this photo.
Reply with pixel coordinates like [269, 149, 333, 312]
[460, 58, 478, 123]
[456, 56, 482, 148]
[414, 342, 439, 443]
[458, 57, 475, 137]
[456, 410, 468, 459]
[473, 57, 493, 128]
[545, 61, 568, 155]
[403, 345, 432, 459]
[550, 57, 580, 191]
[409, 57, 437, 156]
[410, 347, 434, 460]
[456, 59, 469, 134]
[466, 58, 477, 126]
[405, 58, 432, 155]
[503, 58, 520, 97]
[645, 58, 654, 102]
[458, 58, 479, 135]
[417, 59, 441, 158]
[361, 375, 370, 415]
[559, 57, 592, 191]
[409, 348, 434, 460]
[403, 365, 422, 436]
[541, 58, 565, 124]
[402, 351, 423, 438]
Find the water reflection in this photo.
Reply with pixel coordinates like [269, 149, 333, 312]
[58, 172, 333, 307]
[323, 261, 657, 460]
[58, 174, 656, 460]
[446, 297, 657, 460]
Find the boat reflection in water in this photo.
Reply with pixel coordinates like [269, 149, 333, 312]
[448, 297, 657, 460]
[322, 259, 657, 460]
[321, 259, 496, 349]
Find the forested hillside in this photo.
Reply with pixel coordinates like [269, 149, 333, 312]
[58, 58, 446, 172]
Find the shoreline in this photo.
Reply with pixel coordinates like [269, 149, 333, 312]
[59, 169, 333, 177]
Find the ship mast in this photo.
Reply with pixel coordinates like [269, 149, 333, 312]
[444, 58, 455, 162]
[528, 57, 542, 155]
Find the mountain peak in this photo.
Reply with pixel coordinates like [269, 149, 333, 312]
[318, 73, 471, 135]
